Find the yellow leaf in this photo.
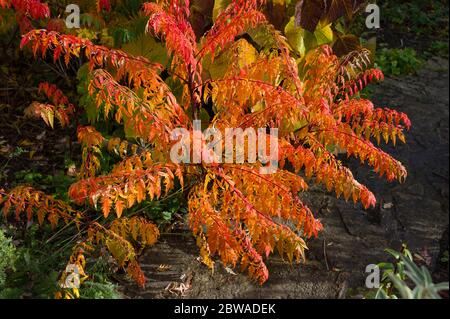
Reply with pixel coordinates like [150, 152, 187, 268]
[204, 39, 257, 80]
[212, 0, 232, 21]
[106, 239, 127, 266]
[102, 198, 112, 218]
[72, 288, 80, 299]
[314, 23, 333, 45]
[115, 200, 125, 218]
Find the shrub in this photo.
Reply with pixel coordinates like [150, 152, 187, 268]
[376, 48, 424, 76]
[1, 0, 411, 293]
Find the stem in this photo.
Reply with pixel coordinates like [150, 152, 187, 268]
[187, 64, 200, 120]
[6, 25, 19, 52]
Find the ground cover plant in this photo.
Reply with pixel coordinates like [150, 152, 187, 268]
[369, 246, 449, 299]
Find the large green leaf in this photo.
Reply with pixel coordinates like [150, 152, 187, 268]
[122, 34, 169, 67]
[314, 23, 334, 45]
[285, 17, 307, 56]
[247, 25, 279, 50]
[285, 17, 334, 56]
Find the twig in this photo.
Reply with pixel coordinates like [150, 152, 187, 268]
[335, 205, 356, 236]
[323, 238, 331, 271]
[432, 171, 449, 181]
[0, 88, 38, 92]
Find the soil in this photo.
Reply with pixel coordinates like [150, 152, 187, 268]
[120, 57, 449, 299]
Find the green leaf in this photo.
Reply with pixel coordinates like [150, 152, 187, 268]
[377, 262, 395, 271]
[204, 38, 258, 80]
[162, 211, 172, 221]
[434, 282, 450, 291]
[375, 288, 390, 299]
[385, 248, 401, 259]
[285, 17, 306, 56]
[213, 0, 232, 22]
[122, 34, 169, 67]
[314, 23, 333, 45]
[388, 272, 414, 299]
[247, 25, 279, 50]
